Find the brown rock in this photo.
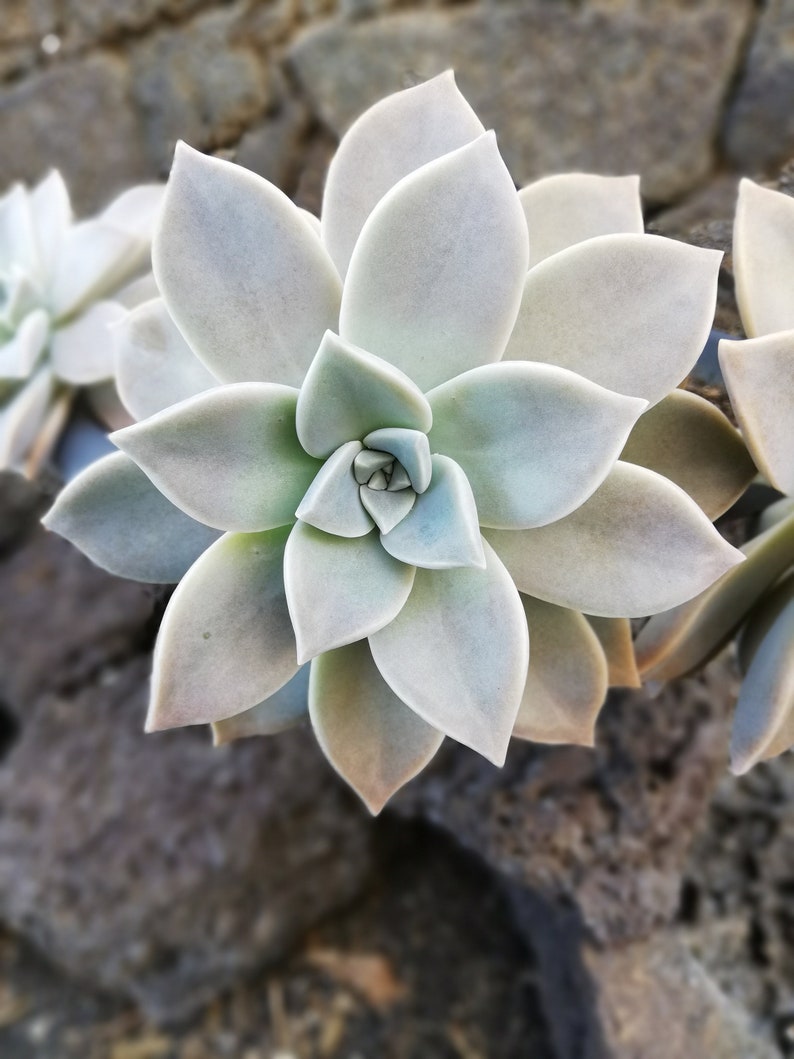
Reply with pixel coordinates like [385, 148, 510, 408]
[0, 526, 154, 712]
[0, 654, 374, 1026]
[585, 934, 779, 1059]
[130, 4, 271, 175]
[681, 756, 794, 1044]
[725, 0, 794, 176]
[289, 0, 752, 204]
[0, 52, 152, 215]
[395, 665, 736, 945]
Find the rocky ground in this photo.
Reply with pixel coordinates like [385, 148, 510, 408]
[3, 1, 794, 1055]
[0, 473, 790, 1057]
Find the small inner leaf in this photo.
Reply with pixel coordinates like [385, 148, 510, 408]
[360, 483, 416, 533]
[353, 448, 394, 484]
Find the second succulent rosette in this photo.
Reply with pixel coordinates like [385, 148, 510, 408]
[637, 178, 794, 776]
[45, 73, 742, 811]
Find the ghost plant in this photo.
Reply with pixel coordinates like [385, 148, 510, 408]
[45, 73, 744, 812]
[636, 178, 794, 776]
[0, 172, 164, 477]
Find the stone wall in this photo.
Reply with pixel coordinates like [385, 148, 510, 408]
[2, 0, 793, 217]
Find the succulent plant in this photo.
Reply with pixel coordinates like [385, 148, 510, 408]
[45, 73, 743, 811]
[636, 178, 794, 775]
[0, 172, 163, 477]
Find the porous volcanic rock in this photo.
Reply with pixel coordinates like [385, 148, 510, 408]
[0, 654, 374, 1026]
[0, 526, 154, 713]
[289, 0, 753, 204]
[395, 666, 736, 945]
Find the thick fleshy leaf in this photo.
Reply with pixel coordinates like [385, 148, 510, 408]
[50, 300, 125, 384]
[0, 308, 48, 379]
[321, 71, 484, 279]
[296, 331, 432, 458]
[340, 133, 529, 392]
[112, 383, 321, 532]
[49, 220, 144, 319]
[299, 209, 321, 237]
[621, 387, 757, 520]
[114, 272, 160, 309]
[520, 174, 643, 268]
[0, 273, 39, 332]
[310, 641, 444, 814]
[586, 616, 641, 688]
[380, 454, 484, 570]
[153, 143, 341, 386]
[284, 522, 415, 663]
[114, 297, 217, 420]
[733, 179, 794, 338]
[212, 667, 310, 745]
[0, 369, 53, 472]
[504, 234, 721, 407]
[101, 184, 165, 241]
[148, 527, 298, 730]
[296, 440, 374, 537]
[737, 572, 794, 675]
[362, 427, 431, 493]
[514, 594, 608, 745]
[369, 539, 528, 765]
[730, 594, 794, 774]
[485, 462, 743, 617]
[759, 497, 794, 534]
[635, 508, 794, 680]
[427, 361, 646, 529]
[720, 334, 794, 497]
[359, 485, 416, 535]
[30, 170, 72, 275]
[0, 184, 39, 277]
[43, 450, 220, 581]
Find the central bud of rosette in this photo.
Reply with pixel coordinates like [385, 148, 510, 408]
[295, 426, 433, 540]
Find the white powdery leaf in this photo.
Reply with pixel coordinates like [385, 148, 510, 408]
[504, 233, 721, 407]
[485, 463, 743, 617]
[514, 595, 608, 746]
[42, 450, 220, 583]
[340, 133, 529, 392]
[520, 173, 643, 267]
[733, 179, 794, 338]
[720, 333, 794, 498]
[149, 527, 299, 729]
[284, 521, 415, 663]
[153, 143, 341, 387]
[321, 70, 484, 278]
[114, 297, 218, 420]
[369, 539, 528, 765]
[310, 641, 443, 814]
[427, 360, 646, 529]
[112, 382, 321, 533]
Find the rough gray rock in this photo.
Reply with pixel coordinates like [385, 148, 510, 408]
[396, 665, 737, 945]
[0, 52, 152, 214]
[289, 0, 753, 204]
[725, 0, 794, 176]
[681, 755, 794, 1050]
[0, 653, 374, 1026]
[0, 527, 156, 713]
[584, 934, 779, 1059]
[129, 2, 272, 175]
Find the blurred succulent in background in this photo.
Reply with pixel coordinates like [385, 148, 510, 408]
[0, 171, 164, 477]
[636, 178, 794, 775]
[45, 73, 743, 811]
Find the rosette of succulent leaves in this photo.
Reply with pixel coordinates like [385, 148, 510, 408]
[45, 72, 747, 812]
[0, 172, 163, 478]
[637, 179, 794, 776]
